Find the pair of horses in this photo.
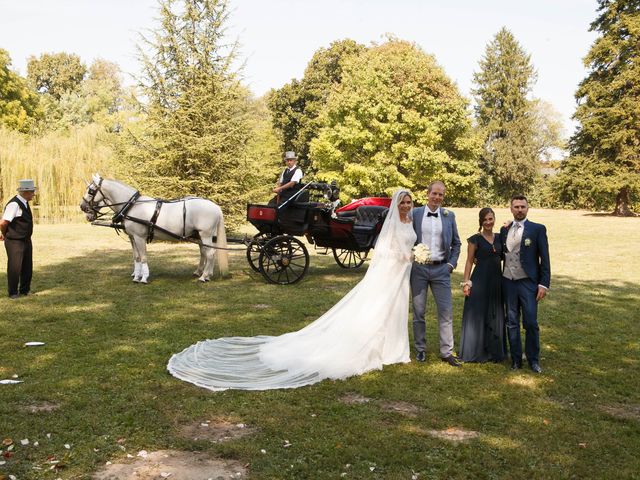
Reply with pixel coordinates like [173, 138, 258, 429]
[80, 174, 228, 283]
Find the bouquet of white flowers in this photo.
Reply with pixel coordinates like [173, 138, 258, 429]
[412, 243, 432, 264]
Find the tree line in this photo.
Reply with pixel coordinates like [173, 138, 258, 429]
[1, 0, 638, 222]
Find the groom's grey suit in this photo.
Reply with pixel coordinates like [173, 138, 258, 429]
[410, 207, 461, 357]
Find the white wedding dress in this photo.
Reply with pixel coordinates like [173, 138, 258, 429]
[167, 190, 416, 391]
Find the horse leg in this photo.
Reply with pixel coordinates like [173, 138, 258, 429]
[198, 236, 215, 282]
[132, 235, 150, 284]
[130, 236, 142, 282]
[194, 245, 205, 277]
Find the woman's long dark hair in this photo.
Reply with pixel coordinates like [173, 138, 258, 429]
[478, 207, 495, 231]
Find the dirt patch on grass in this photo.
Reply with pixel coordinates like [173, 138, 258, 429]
[380, 401, 421, 417]
[600, 403, 640, 421]
[178, 419, 256, 443]
[22, 401, 60, 413]
[426, 427, 480, 443]
[339, 393, 372, 405]
[92, 449, 246, 479]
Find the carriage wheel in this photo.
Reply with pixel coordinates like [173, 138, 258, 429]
[259, 235, 309, 285]
[333, 248, 367, 269]
[246, 233, 270, 272]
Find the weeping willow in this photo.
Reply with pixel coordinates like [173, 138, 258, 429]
[0, 124, 114, 223]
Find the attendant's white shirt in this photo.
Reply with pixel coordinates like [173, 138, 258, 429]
[279, 167, 303, 184]
[421, 206, 445, 261]
[2, 195, 28, 222]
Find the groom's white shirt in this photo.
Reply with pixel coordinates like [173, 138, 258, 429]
[421, 207, 445, 261]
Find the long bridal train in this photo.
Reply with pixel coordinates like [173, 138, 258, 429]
[167, 190, 416, 391]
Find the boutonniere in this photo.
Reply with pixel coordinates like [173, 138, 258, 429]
[442, 209, 449, 217]
[524, 238, 531, 247]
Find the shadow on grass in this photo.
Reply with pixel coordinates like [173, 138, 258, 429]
[0, 250, 639, 479]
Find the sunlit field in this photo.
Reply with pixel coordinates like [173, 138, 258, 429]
[1, 208, 638, 479]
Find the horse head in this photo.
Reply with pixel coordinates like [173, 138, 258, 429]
[80, 173, 106, 222]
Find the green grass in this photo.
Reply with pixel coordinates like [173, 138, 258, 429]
[1, 208, 639, 479]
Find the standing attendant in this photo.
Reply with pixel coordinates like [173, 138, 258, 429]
[410, 181, 462, 366]
[272, 151, 303, 204]
[0, 179, 37, 299]
[500, 195, 551, 373]
[458, 208, 506, 363]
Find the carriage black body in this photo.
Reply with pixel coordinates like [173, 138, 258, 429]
[245, 182, 389, 285]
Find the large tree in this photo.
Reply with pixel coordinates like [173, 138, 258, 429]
[472, 28, 542, 202]
[116, 0, 257, 224]
[27, 52, 86, 100]
[558, 0, 640, 215]
[267, 39, 366, 171]
[0, 49, 41, 133]
[310, 39, 480, 204]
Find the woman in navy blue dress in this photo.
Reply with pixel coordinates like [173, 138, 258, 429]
[458, 208, 506, 363]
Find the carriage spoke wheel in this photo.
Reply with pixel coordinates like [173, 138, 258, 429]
[246, 233, 270, 272]
[332, 248, 367, 269]
[259, 235, 309, 285]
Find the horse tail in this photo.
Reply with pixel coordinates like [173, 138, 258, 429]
[215, 206, 230, 278]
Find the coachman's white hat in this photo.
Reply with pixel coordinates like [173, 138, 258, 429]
[17, 179, 37, 192]
[284, 151, 298, 160]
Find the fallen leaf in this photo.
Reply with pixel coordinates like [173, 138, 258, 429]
[543, 419, 550, 425]
[20, 439, 29, 445]
[579, 443, 587, 448]
[1, 439, 12, 446]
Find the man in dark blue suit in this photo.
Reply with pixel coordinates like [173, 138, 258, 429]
[500, 195, 551, 373]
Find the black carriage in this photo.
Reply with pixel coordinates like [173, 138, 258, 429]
[245, 182, 390, 285]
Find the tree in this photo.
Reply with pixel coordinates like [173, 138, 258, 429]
[267, 39, 366, 171]
[472, 28, 542, 202]
[558, 0, 640, 215]
[27, 52, 86, 100]
[310, 39, 480, 204]
[0, 49, 41, 133]
[115, 0, 254, 225]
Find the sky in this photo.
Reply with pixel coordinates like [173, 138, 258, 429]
[1, 0, 599, 136]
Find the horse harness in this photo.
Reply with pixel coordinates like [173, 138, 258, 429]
[84, 179, 190, 244]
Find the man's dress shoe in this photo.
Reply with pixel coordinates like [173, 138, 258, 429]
[441, 355, 462, 367]
[530, 363, 543, 374]
[511, 360, 522, 370]
[416, 351, 426, 362]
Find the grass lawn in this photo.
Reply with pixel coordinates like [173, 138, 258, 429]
[0, 208, 639, 479]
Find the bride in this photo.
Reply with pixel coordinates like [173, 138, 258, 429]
[167, 189, 416, 390]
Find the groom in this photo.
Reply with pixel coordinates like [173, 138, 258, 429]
[410, 181, 462, 366]
[501, 195, 551, 374]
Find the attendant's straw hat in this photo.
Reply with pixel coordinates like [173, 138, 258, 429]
[17, 179, 37, 192]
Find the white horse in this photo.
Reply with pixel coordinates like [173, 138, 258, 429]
[80, 174, 228, 283]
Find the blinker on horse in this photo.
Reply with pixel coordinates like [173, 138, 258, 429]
[80, 174, 229, 283]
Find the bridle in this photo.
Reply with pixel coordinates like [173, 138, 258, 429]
[80, 176, 140, 222]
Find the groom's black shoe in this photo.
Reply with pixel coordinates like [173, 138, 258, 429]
[511, 360, 523, 370]
[530, 363, 543, 374]
[416, 351, 426, 362]
[441, 355, 461, 367]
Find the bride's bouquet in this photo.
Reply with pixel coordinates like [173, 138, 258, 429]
[412, 243, 431, 264]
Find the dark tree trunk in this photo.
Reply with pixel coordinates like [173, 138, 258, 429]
[613, 186, 634, 216]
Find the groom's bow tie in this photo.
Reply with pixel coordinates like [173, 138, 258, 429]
[427, 212, 438, 218]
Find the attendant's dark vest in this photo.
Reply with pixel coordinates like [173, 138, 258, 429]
[279, 167, 302, 201]
[5, 196, 33, 240]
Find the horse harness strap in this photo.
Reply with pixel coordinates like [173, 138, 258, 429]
[147, 200, 164, 243]
[112, 191, 141, 224]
